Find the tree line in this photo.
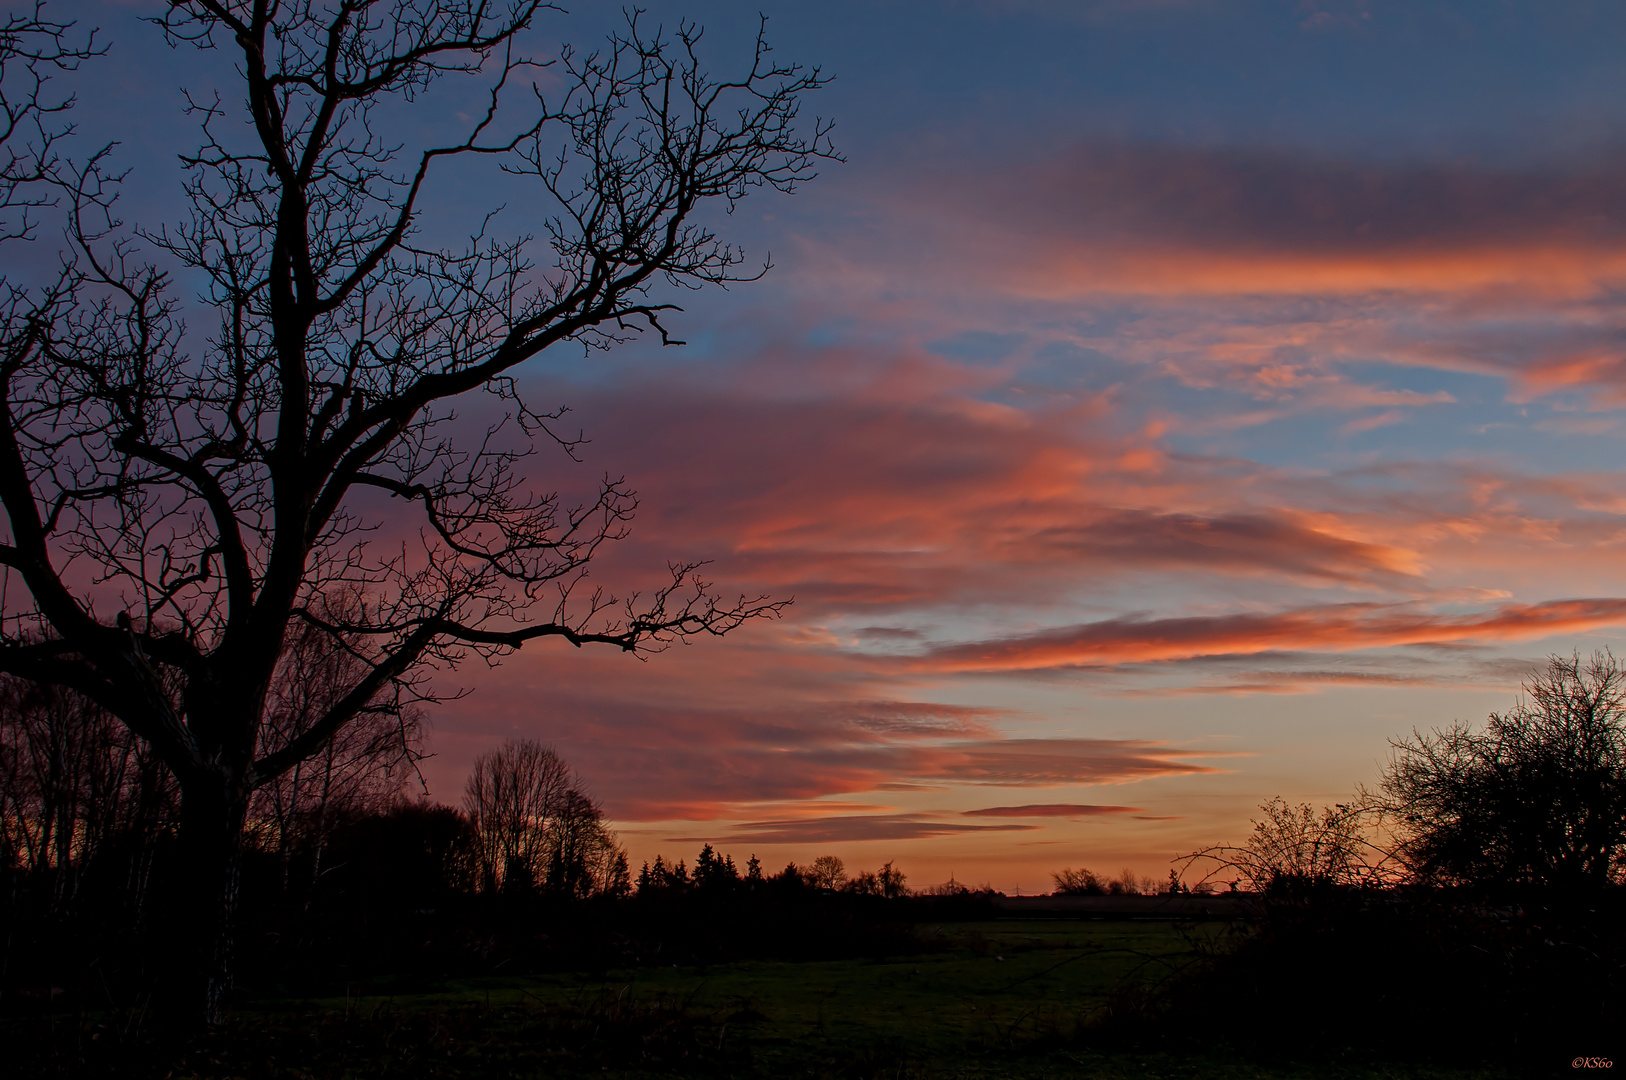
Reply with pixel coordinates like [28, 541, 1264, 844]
[10, 648, 1622, 939]
[0, 686, 926, 925]
[631, 848, 910, 899]
[0, 709, 633, 926]
[0, 691, 928, 929]
[6, 647, 1624, 1064]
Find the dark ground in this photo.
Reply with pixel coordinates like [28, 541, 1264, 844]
[2, 916, 1558, 1079]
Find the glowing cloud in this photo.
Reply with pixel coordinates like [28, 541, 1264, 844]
[921, 599, 1626, 672]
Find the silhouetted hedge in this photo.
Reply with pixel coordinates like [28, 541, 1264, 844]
[1102, 882, 1624, 1065]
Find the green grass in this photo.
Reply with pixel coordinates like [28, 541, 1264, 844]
[11, 920, 1519, 1079]
[294, 921, 1214, 1062]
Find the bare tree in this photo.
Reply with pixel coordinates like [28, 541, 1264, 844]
[0, 1, 830, 1022]
[463, 738, 620, 897]
[1107, 868, 1160, 896]
[805, 854, 846, 890]
[1179, 797, 1394, 893]
[842, 860, 906, 898]
[0, 676, 177, 918]
[1051, 866, 1104, 895]
[247, 598, 425, 895]
[541, 785, 622, 899]
[1, 599, 427, 919]
[877, 860, 907, 899]
[0, 4, 99, 241]
[1374, 652, 1626, 893]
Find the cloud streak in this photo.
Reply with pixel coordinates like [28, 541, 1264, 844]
[568, 385, 1434, 604]
[714, 813, 1041, 844]
[920, 598, 1626, 672]
[963, 803, 1143, 818]
[892, 143, 1626, 298]
[563, 712, 1225, 820]
[427, 84, 1626, 878]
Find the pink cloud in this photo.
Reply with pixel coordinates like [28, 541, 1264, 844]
[410, 137, 1626, 878]
[559, 383, 1430, 607]
[401, 362, 1626, 829]
[779, 139, 1626, 413]
[919, 598, 1626, 672]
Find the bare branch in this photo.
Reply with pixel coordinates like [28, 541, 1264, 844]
[0, 3, 824, 1020]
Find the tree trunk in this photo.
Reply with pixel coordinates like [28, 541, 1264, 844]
[176, 774, 248, 1028]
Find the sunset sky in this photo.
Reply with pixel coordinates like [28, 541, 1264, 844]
[82, 0, 1626, 891]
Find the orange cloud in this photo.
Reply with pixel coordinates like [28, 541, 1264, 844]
[1015, 246, 1626, 300]
[568, 385, 1430, 607]
[920, 598, 1626, 672]
[395, 114, 1626, 888]
[1514, 353, 1626, 402]
[804, 140, 1626, 407]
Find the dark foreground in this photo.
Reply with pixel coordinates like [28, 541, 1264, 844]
[2, 919, 1554, 1079]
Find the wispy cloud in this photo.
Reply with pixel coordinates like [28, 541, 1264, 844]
[713, 813, 1040, 844]
[919, 598, 1626, 672]
[426, 126, 1626, 876]
[963, 803, 1143, 818]
[900, 143, 1626, 293]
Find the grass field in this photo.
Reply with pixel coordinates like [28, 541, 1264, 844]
[13, 919, 1520, 1078]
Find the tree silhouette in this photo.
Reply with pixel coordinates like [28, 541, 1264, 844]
[1050, 867, 1104, 895]
[693, 842, 738, 888]
[0, 674, 176, 917]
[1179, 797, 1392, 893]
[806, 854, 845, 889]
[463, 739, 621, 898]
[0, 1, 831, 1023]
[1375, 651, 1626, 893]
[248, 596, 426, 897]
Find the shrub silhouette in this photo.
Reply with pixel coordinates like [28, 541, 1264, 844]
[1375, 651, 1626, 895]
